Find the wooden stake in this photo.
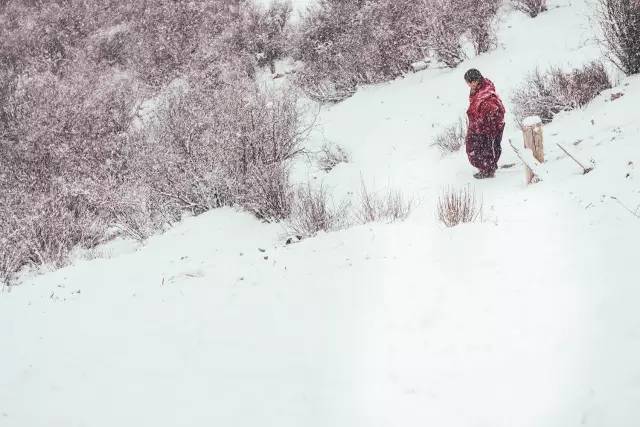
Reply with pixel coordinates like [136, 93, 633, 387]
[509, 139, 542, 183]
[522, 117, 545, 184]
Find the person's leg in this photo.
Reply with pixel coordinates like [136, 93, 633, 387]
[466, 134, 484, 170]
[487, 126, 505, 175]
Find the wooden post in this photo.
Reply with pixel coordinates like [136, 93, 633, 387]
[522, 116, 544, 184]
[509, 139, 542, 183]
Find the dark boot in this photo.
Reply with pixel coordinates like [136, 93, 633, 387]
[473, 170, 495, 179]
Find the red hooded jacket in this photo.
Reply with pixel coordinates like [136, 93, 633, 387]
[466, 78, 505, 141]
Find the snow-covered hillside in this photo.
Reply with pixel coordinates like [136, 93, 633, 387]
[2, 1, 640, 426]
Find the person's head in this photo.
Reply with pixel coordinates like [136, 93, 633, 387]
[464, 68, 484, 91]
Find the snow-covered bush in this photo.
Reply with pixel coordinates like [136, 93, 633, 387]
[288, 184, 351, 237]
[437, 186, 482, 227]
[433, 118, 467, 154]
[235, 163, 294, 222]
[244, 0, 293, 74]
[135, 80, 306, 222]
[0, 65, 138, 278]
[295, 0, 430, 89]
[511, 0, 548, 17]
[427, 0, 500, 65]
[288, 180, 412, 237]
[356, 182, 413, 224]
[467, 0, 501, 55]
[0, 217, 29, 286]
[317, 143, 350, 172]
[294, 74, 357, 104]
[0, 1, 310, 279]
[92, 26, 134, 67]
[511, 62, 611, 125]
[294, 0, 500, 94]
[596, 0, 640, 75]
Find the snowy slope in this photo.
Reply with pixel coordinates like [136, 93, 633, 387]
[2, 1, 640, 426]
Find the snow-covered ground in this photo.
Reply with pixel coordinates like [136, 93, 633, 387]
[2, 1, 640, 426]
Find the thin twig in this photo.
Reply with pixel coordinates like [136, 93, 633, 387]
[610, 196, 640, 219]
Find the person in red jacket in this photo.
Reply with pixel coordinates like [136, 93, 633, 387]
[464, 69, 506, 179]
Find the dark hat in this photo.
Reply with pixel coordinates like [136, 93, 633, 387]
[464, 69, 484, 83]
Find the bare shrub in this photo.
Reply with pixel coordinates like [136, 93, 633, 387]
[511, 0, 548, 17]
[437, 186, 482, 227]
[0, 222, 28, 286]
[288, 184, 351, 237]
[235, 163, 293, 222]
[135, 80, 308, 223]
[0, 63, 139, 279]
[511, 62, 611, 125]
[467, 1, 501, 54]
[426, 0, 468, 67]
[93, 25, 134, 67]
[318, 143, 350, 172]
[244, 0, 293, 74]
[294, 0, 501, 90]
[295, 73, 357, 103]
[356, 182, 413, 224]
[295, 0, 430, 89]
[596, 0, 640, 75]
[0, 187, 109, 276]
[433, 117, 467, 154]
[553, 62, 612, 107]
[426, 0, 500, 66]
[0, 0, 312, 280]
[428, 20, 466, 67]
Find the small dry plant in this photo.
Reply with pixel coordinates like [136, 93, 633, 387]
[432, 117, 467, 155]
[288, 184, 351, 237]
[437, 186, 483, 227]
[356, 181, 413, 224]
[511, 0, 548, 17]
[317, 143, 350, 172]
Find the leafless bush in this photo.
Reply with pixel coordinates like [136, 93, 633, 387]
[511, 0, 548, 17]
[295, 0, 429, 89]
[288, 184, 351, 237]
[295, 0, 501, 89]
[235, 163, 293, 221]
[295, 73, 357, 103]
[0, 224, 27, 286]
[511, 62, 611, 125]
[437, 186, 482, 227]
[596, 0, 640, 75]
[427, 1, 468, 67]
[244, 0, 293, 74]
[93, 26, 134, 67]
[356, 182, 413, 224]
[0, 187, 109, 277]
[318, 143, 350, 172]
[467, 1, 500, 54]
[433, 117, 467, 154]
[136, 80, 308, 224]
[428, 22, 466, 67]
[0, 1, 313, 280]
[0, 63, 140, 279]
[426, 0, 500, 66]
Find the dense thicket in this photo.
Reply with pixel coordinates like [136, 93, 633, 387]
[0, 0, 303, 281]
[293, 0, 500, 101]
[597, 0, 640, 75]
